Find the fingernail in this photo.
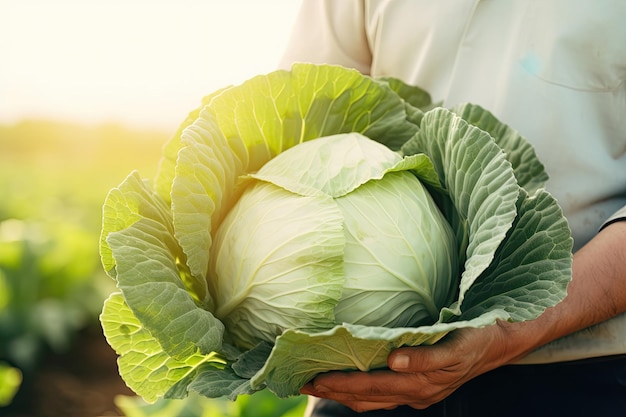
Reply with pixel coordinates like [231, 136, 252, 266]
[391, 354, 410, 370]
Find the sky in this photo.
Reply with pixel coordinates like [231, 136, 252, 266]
[0, 0, 302, 131]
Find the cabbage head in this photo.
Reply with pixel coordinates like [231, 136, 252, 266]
[99, 64, 572, 401]
[210, 133, 458, 350]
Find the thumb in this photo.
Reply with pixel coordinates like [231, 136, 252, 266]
[388, 345, 447, 373]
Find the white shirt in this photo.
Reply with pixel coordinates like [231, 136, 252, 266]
[280, 0, 626, 363]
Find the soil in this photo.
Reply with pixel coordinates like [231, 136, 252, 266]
[2, 325, 134, 417]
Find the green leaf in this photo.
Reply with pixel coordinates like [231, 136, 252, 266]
[171, 112, 244, 294]
[249, 133, 407, 198]
[100, 171, 174, 277]
[232, 342, 273, 379]
[100, 293, 226, 403]
[185, 367, 257, 401]
[204, 63, 418, 173]
[378, 77, 433, 111]
[0, 362, 21, 406]
[403, 108, 520, 320]
[460, 189, 573, 321]
[377, 76, 439, 127]
[154, 87, 231, 204]
[289, 65, 418, 149]
[252, 309, 509, 398]
[108, 221, 224, 358]
[451, 103, 549, 195]
[104, 172, 223, 358]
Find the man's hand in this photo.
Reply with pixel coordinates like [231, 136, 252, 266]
[300, 322, 516, 412]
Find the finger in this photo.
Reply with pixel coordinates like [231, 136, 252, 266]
[312, 369, 409, 396]
[308, 370, 441, 401]
[299, 382, 316, 396]
[388, 343, 460, 373]
[302, 371, 455, 410]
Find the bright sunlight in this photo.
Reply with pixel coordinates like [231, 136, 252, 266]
[0, 0, 301, 131]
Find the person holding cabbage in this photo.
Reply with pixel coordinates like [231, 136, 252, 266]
[280, 1, 626, 416]
[97, 1, 626, 415]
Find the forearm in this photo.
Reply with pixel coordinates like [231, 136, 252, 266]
[498, 220, 626, 363]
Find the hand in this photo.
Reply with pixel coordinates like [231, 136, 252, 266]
[300, 322, 518, 412]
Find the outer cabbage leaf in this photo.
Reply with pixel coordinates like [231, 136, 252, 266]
[384, 77, 546, 194]
[100, 293, 228, 402]
[459, 188, 573, 322]
[248, 133, 413, 198]
[451, 102, 548, 195]
[251, 310, 508, 396]
[103, 172, 223, 359]
[171, 112, 244, 287]
[100, 171, 174, 277]
[154, 87, 231, 203]
[378, 77, 433, 111]
[377, 76, 437, 126]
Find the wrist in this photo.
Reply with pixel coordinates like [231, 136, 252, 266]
[494, 317, 555, 364]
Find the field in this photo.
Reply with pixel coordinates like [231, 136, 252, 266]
[0, 120, 306, 416]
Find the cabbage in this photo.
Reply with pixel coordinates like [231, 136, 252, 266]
[211, 133, 459, 349]
[99, 64, 573, 402]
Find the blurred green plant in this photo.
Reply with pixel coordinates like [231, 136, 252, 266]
[0, 218, 107, 371]
[0, 362, 22, 406]
[114, 390, 308, 417]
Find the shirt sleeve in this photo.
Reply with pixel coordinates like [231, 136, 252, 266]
[278, 0, 372, 74]
[601, 206, 626, 230]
